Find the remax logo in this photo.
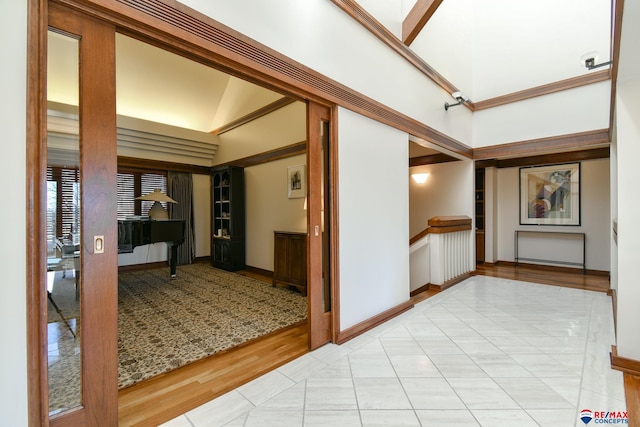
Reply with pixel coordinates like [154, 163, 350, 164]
[581, 409, 594, 425]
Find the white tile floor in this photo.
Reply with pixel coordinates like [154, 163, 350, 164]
[161, 276, 626, 427]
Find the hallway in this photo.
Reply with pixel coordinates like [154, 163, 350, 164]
[161, 275, 624, 426]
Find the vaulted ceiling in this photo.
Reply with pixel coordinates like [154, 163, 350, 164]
[47, 0, 615, 160]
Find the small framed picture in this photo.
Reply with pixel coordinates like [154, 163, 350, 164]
[519, 162, 580, 226]
[287, 164, 306, 199]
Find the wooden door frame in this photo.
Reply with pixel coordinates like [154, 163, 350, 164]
[27, 2, 119, 426]
[306, 103, 338, 350]
[28, 0, 343, 424]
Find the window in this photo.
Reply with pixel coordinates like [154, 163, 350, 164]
[47, 168, 168, 238]
[47, 166, 80, 241]
[117, 171, 168, 219]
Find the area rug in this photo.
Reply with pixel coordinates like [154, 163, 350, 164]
[47, 263, 307, 412]
[117, 263, 308, 389]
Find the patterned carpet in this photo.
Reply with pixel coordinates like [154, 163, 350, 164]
[47, 263, 308, 413]
[117, 263, 308, 388]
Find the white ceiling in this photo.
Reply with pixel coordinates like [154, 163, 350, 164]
[362, 0, 612, 102]
[48, 0, 614, 158]
[48, 32, 282, 134]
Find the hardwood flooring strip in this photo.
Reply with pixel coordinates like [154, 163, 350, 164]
[118, 322, 308, 427]
[474, 262, 610, 293]
[624, 374, 640, 426]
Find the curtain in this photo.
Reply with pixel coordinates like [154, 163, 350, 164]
[168, 171, 195, 265]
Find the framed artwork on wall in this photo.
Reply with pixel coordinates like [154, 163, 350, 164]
[287, 164, 306, 199]
[519, 162, 580, 226]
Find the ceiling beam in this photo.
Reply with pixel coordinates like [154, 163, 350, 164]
[224, 141, 307, 168]
[473, 129, 610, 160]
[471, 70, 611, 111]
[330, 0, 462, 100]
[402, 0, 444, 45]
[409, 152, 459, 167]
[475, 147, 610, 169]
[210, 97, 296, 135]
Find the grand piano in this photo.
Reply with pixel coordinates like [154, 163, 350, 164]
[118, 219, 186, 277]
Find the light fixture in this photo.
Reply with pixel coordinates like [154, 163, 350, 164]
[444, 91, 469, 111]
[135, 189, 177, 220]
[411, 173, 430, 184]
[581, 51, 612, 70]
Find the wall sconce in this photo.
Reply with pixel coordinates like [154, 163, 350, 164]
[444, 91, 469, 111]
[411, 173, 430, 184]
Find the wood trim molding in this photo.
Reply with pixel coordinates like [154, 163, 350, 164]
[63, 0, 472, 158]
[429, 272, 470, 292]
[225, 141, 306, 168]
[609, 0, 625, 139]
[608, 288, 617, 336]
[410, 216, 472, 243]
[472, 70, 611, 111]
[402, 0, 444, 45]
[428, 224, 472, 234]
[410, 283, 430, 297]
[210, 97, 296, 135]
[118, 156, 213, 175]
[409, 153, 459, 167]
[611, 346, 640, 376]
[410, 228, 430, 245]
[335, 300, 414, 344]
[472, 129, 610, 160]
[27, 0, 49, 425]
[477, 147, 610, 168]
[494, 260, 610, 278]
[330, 0, 461, 102]
[428, 215, 472, 227]
[331, 0, 612, 112]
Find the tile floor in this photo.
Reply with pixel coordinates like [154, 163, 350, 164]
[161, 276, 626, 426]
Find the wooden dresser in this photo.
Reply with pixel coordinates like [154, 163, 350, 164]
[272, 231, 307, 296]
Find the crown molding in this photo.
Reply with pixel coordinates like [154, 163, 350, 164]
[473, 129, 610, 160]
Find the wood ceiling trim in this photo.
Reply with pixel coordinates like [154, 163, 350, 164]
[330, 0, 461, 99]
[332, 0, 616, 113]
[472, 70, 611, 111]
[472, 129, 610, 160]
[117, 156, 213, 175]
[210, 97, 296, 135]
[409, 152, 459, 167]
[476, 147, 610, 169]
[402, 0, 444, 45]
[225, 141, 307, 168]
[60, 0, 472, 158]
[608, 0, 625, 140]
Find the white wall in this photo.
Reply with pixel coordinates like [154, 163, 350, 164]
[409, 160, 475, 237]
[338, 108, 410, 330]
[473, 82, 611, 148]
[245, 155, 307, 270]
[495, 159, 610, 271]
[180, 0, 473, 147]
[214, 101, 306, 165]
[615, 77, 640, 361]
[613, 0, 640, 362]
[1, 1, 28, 425]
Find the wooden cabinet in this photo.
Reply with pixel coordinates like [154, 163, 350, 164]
[273, 231, 307, 296]
[211, 166, 245, 271]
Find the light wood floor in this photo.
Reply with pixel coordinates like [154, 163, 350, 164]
[118, 263, 637, 426]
